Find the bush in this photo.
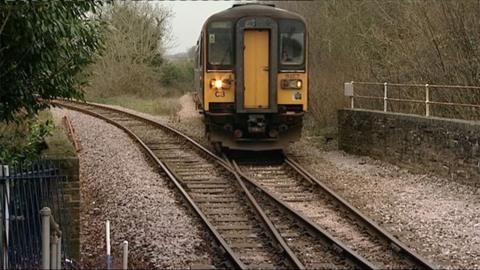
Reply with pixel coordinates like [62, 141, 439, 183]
[0, 118, 53, 164]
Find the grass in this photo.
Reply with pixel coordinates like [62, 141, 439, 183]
[89, 95, 181, 117]
[40, 110, 77, 158]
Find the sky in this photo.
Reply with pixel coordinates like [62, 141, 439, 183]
[162, 1, 236, 55]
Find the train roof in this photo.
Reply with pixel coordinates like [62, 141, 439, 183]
[204, 3, 305, 25]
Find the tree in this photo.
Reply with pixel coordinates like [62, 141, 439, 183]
[84, 1, 172, 98]
[0, 1, 104, 122]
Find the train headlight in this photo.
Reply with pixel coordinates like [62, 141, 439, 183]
[214, 79, 223, 88]
[281, 79, 302, 89]
[210, 79, 231, 89]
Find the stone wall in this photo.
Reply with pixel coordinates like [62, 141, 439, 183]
[338, 109, 480, 185]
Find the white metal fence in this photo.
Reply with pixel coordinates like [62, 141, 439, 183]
[344, 81, 480, 119]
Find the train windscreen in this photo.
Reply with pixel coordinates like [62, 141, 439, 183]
[207, 21, 233, 69]
[279, 20, 305, 67]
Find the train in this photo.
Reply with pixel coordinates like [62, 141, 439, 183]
[194, 3, 308, 151]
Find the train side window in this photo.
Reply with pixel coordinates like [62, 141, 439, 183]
[207, 21, 233, 69]
[279, 20, 305, 67]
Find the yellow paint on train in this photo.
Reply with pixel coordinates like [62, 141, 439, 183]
[203, 72, 235, 111]
[277, 72, 308, 111]
[244, 30, 270, 109]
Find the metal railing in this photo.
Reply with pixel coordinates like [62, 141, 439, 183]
[0, 161, 71, 269]
[344, 81, 480, 118]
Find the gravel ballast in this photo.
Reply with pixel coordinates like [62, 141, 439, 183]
[287, 139, 480, 269]
[51, 108, 214, 269]
[54, 96, 480, 269]
[170, 95, 480, 269]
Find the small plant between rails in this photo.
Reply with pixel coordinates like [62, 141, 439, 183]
[52, 100, 436, 269]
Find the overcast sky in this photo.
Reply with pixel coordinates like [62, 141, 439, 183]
[163, 1, 237, 55]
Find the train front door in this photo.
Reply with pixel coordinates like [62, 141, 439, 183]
[243, 30, 270, 109]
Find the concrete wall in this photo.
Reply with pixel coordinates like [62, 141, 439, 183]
[338, 109, 480, 184]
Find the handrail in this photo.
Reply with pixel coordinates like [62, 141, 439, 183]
[348, 81, 480, 89]
[344, 81, 480, 118]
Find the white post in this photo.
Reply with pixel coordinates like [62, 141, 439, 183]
[106, 220, 112, 270]
[57, 237, 62, 270]
[384, 82, 388, 112]
[344, 81, 354, 108]
[50, 235, 57, 270]
[425, 84, 430, 117]
[350, 81, 354, 109]
[122, 241, 128, 270]
[40, 207, 51, 270]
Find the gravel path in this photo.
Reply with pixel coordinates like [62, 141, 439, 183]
[286, 138, 480, 269]
[51, 108, 214, 269]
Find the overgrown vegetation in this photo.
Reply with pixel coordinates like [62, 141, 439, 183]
[0, 116, 52, 164]
[276, 1, 480, 127]
[84, 1, 192, 115]
[0, 1, 103, 163]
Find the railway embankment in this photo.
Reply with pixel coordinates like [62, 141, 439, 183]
[338, 109, 480, 185]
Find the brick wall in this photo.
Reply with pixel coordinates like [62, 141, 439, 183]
[338, 109, 480, 185]
[54, 158, 80, 261]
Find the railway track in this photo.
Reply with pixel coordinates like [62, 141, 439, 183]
[52, 100, 436, 269]
[231, 153, 437, 269]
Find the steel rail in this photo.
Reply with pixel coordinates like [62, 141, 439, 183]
[52, 100, 430, 268]
[51, 101, 246, 269]
[230, 160, 377, 269]
[285, 157, 437, 270]
[222, 155, 306, 269]
[53, 100, 305, 268]
[53, 100, 378, 268]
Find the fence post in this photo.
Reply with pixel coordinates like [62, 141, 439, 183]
[40, 207, 51, 270]
[344, 81, 354, 108]
[384, 82, 388, 112]
[57, 237, 62, 270]
[425, 84, 430, 117]
[0, 165, 7, 270]
[106, 220, 112, 270]
[122, 241, 128, 270]
[50, 235, 57, 270]
[3, 165, 9, 270]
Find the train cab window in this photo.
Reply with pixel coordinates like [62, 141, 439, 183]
[279, 20, 305, 68]
[207, 21, 233, 69]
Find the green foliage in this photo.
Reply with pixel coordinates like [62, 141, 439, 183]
[162, 46, 196, 91]
[0, 1, 104, 123]
[0, 118, 53, 164]
[160, 62, 182, 86]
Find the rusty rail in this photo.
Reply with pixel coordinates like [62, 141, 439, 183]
[63, 115, 82, 152]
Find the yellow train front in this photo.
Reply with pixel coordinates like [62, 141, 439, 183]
[194, 3, 308, 151]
